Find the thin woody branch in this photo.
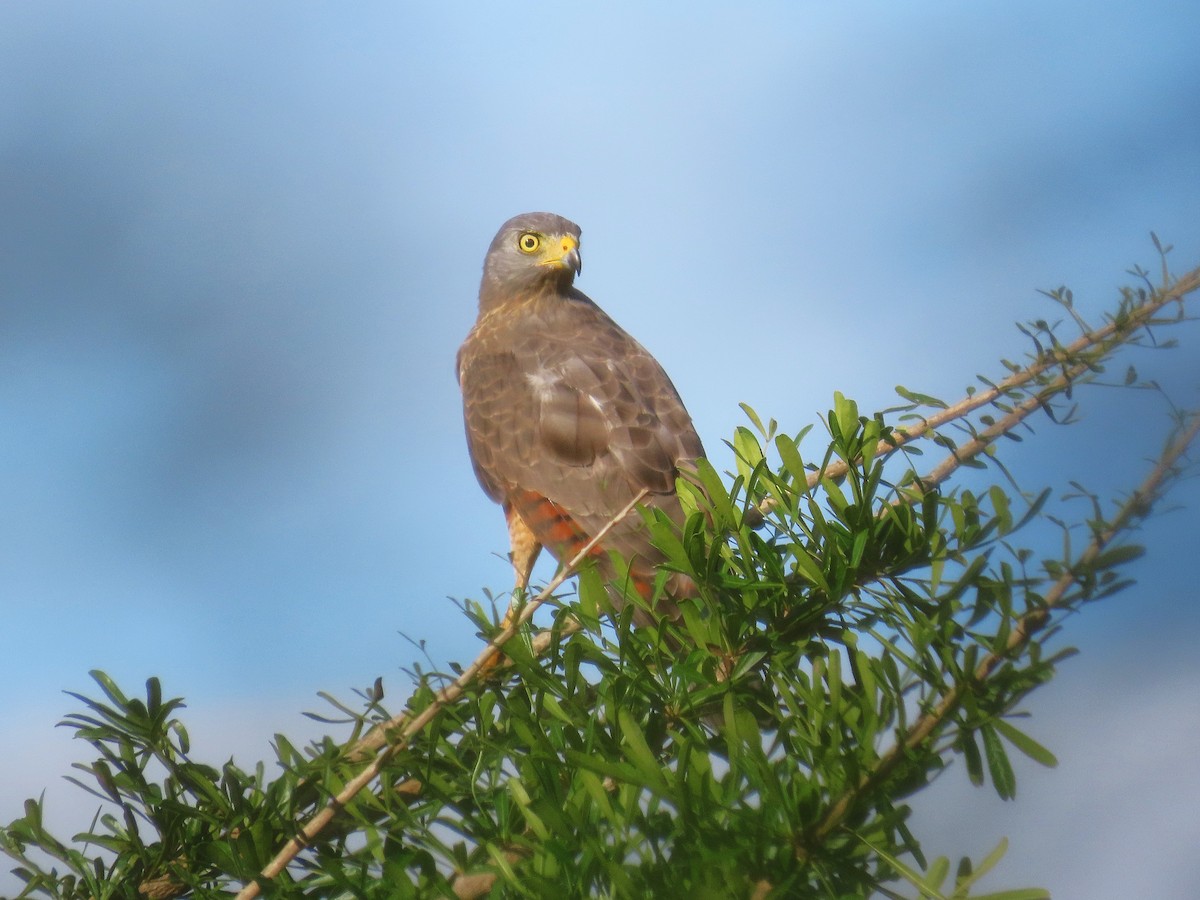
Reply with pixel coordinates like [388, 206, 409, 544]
[235, 489, 649, 900]
[804, 411, 1200, 853]
[53, 256, 1199, 900]
[234, 263, 1200, 897]
[757, 264, 1200, 507]
[905, 353, 1095, 497]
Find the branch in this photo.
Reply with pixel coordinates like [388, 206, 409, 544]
[351, 618, 585, 761]
[237, 261, 1200, 895]
[905, 353, 1094, 497]
[234, 489, 649, 899]
[758, 263, 1200, 507]
[804, 411, 1200, 852]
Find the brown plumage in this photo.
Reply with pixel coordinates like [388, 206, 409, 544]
[457, 212, 703, 620]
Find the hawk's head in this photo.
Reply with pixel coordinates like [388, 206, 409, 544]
[479, 212, 582, 309]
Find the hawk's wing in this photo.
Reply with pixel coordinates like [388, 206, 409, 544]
[458, 291, 703, 572]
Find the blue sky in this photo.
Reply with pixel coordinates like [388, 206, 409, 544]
[2, 2, 1199, 896]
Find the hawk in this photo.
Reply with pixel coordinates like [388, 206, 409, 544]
[457, 212, 704, 622]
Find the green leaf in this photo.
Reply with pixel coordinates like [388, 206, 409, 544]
[1091, 544, 1145, 570]
[960, 729, 984, 787]
[922, 855, 950, 891]
[577, 770, 618, 823]
[86, 669, 130, 708]
[988, 486, 1011, 533]
[739, 402, 767, 437]
[849, 529, 869, 569]
[617, 709, 669, 794]
[832, 391, 859, 440]
[895, 385, 949, 409]
[563, 750, 644, 790]
[950, 840, 1008, 897]
[981, 726, 1017, 800]
[146, 677, 163, 717]
[993, 719, 1058, 768]
[789, 547, 830, 593]
[507, 779, 549, 840]
[722, 692, 740, 763]
[732, 425, 765, 482]
[774, 433, 808, 485]
[691, 457, 736, 523]
[859, 835, 949, 899]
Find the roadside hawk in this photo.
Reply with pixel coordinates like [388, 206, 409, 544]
[457, 212, 704, 622]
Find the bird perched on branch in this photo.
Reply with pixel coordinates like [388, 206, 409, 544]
[457, 212, 704, 623]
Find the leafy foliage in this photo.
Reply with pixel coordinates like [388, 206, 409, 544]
[3, 254, 1198, 898]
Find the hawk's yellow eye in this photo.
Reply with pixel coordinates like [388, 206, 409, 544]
[517, 232, 541, 254]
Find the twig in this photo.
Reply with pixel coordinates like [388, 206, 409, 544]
[234, 489, 650, 899]
[805, 411, 1200, 851]
[905, 355, 1094, 497]
[236, 266, 1200, 894]
[351, 620, 585, 761]
[759, 265, 1200, 507]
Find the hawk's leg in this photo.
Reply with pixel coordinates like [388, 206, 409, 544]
[479, 505, 543, 674]
[505, 504, 542, 596]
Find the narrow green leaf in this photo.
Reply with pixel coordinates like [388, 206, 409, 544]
[577, 770, 618, 823]
[485, 843, 523, 886]
[564, 749, 644, 789]
[960, 729, 984, 787]
[538, 693, 575, 726]
[895, 385, 949, 409]
[146, 678, 162, 716]
[859, 834, 948, 899]
[1091, 544, 1145, 570]
[740, 402, 766, 436]
[988, 486, 1011, 533]
[507, 780, 549, 840]
[789, 548, 829, 593]
[960, 836, 1008, 888]
[993, 719, 1058, 768]
[692, 457, 736, 522]
[86, 670, 129, 708]
[849, 529, 869, 569]
[617, 709, 669, 794]
[826, 648, 842, 713]
[922, 855, 950, 891]
[832, 391, 859, 440]
[774, 434, 808, 485]
[732, 425, 765, 482]
[981, 726, 1017, 800]
[170, 720, 190, 755]
[722, 691, 742, 764]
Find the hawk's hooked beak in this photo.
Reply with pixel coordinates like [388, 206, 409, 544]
[541, 235, 581, 276]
